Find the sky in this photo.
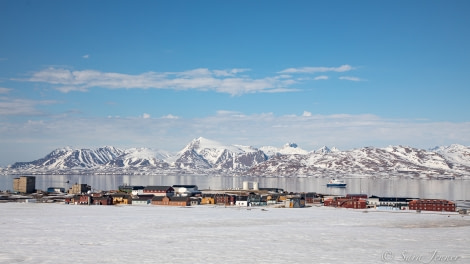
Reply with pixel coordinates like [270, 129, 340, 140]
[1, 0, 470, 166]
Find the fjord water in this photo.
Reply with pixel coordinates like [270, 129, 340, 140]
[1, 174, 469, 200]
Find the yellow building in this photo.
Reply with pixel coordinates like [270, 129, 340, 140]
[200, 197, 215, 205]
[112, 194, 132, 205]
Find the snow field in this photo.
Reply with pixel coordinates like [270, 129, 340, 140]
[0, 203, 469, 264]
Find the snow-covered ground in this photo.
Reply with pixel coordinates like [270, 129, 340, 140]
[0, 203, 468, 264]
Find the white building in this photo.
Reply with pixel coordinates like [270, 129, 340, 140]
[172, 185, 200, 197]
[236, 200, 248, 207]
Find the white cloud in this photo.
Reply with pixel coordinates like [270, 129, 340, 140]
[82, 54, 90, 59]
[142, 113, 151, 119]
[23, 67, 298, 96]
[339, 76, 363, 82]
[279, 64, 354, 74]
[314, 75, 329, 80]
[302, 111, 312, 117]
[0, 88, 11, 94]
[213, 68, 250, 77]
[161, 114, 179, 119]
[276, 74, 292, 79]
[0, 97, 57, 115]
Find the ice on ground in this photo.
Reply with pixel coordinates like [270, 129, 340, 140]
[0, 203, 469, 264]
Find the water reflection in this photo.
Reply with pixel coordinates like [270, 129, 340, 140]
[0, 174, 468, 200]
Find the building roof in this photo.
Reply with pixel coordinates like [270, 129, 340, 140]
[410, 199, 454, 204]
[170, 197, 190, 202]
[112, 193, 131, 198]
[144, 186, 174, 191]
[93, 196, 112, 201]
[133, 195, 153, 201]
[369, 196, 416, 202]
[237, 196, 248, 201]
[173, 185, 198, 189]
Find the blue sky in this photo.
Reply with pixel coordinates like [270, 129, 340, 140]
[1, 0, 470, 166]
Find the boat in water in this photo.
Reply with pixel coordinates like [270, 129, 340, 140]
[327, 179, 347, 188]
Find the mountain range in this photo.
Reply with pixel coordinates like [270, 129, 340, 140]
[2, 137, 470, 179]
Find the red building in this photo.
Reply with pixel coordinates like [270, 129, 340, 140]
[409, 199, 456, 212]
[93, 195, 113, 205]
[151, 196, 190, 206]
[215, 194, 236, 205]
[71, 194, 91, 205]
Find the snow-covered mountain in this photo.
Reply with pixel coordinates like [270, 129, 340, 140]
[9, 146, 124, 171]
[248, 145, 470, 178]
[2, 138, 470, 178]
[106, 148, 171, 168]
[314, 146, 340, 154]
[170, 137, 267, 172]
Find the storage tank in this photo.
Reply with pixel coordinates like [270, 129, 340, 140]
[253, 182, 259, 191]
[243, 181, 249, 190]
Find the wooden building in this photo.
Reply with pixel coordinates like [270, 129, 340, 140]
[151, 196, 190, 206]
[324, 197, 367, 209]
[132, 195, 154, 205]
[111, 193, 132, 205]
[93, 195, 113, 205]
[73, 194, 91, 205]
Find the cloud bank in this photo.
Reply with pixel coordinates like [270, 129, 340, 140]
[21, 65, 360, 95]
[0, 97, 57, 116]
[25, 67, 297, 95]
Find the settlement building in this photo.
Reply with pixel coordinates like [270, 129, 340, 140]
[286, 197, 306, 208]
[13, 176, 36, 193]
[409, 199, 456, 212]
[172, 185, 201, 197]
[111, 193, 132, 205]
[47, 187, 65, 193]
[68, 183, 91, 194]
[367, 196, 415, 209]
[119, 185, 145, 195]
[143, 186, 175, 196]
[92, 195, 113, 205]
[132, 195, 154, 205]
[324, 196, 367, 209]
[235, 196, 248, 207]
[151, 196, 190, 206]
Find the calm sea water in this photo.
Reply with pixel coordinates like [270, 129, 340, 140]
[1, 174, 469, 200]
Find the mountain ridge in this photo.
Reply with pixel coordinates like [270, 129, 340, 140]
[2, 137, 470, 179]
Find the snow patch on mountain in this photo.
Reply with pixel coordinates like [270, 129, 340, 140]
[260, 142, 308, 157]
[432, 144, 470, 167]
